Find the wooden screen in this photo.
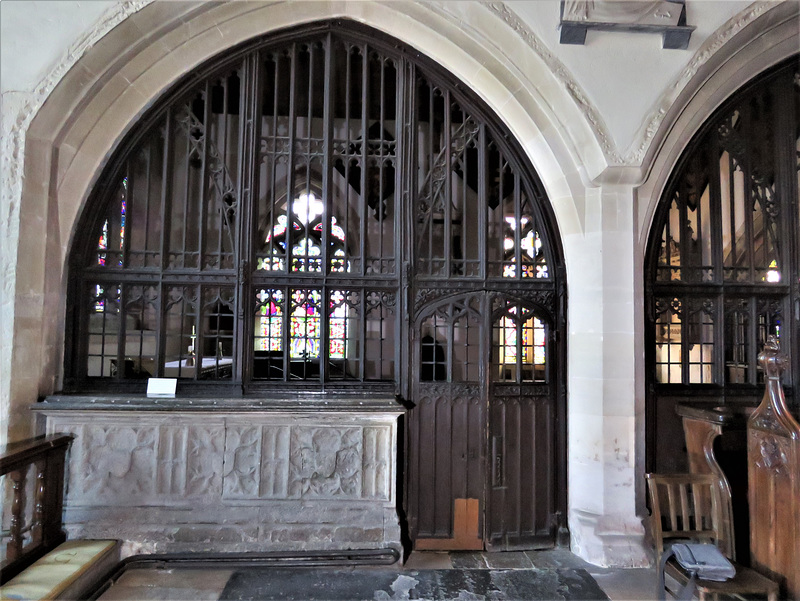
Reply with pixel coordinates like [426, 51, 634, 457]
[645, 58, 800, 473]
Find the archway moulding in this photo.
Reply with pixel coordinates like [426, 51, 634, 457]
[19, 0, 607, 260]
[4, 0, 593, 403]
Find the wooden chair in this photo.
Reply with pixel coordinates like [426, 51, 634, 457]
[646, 473, 779, 601]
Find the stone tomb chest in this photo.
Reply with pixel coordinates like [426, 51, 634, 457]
[34, 396, 403, 557]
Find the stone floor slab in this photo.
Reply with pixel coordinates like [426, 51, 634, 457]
[483, 551, 535, 569]
[448, 551, 487, 569]
[218, 567, 610, 600]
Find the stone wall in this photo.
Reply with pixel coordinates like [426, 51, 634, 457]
[35, 400, 403, 557]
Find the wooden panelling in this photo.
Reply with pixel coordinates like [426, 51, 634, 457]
[488, 389, 554, 550]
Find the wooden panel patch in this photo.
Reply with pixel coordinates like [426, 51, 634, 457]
[415, 498, 483, 551]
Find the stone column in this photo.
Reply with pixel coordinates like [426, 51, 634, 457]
[564, 184, 648, 567]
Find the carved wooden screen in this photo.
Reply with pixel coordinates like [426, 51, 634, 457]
[405, 56, 564, 549]
[645, 59, 800, 472]
[65, 21, 565, 548]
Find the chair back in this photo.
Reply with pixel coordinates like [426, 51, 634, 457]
[645, 472, 729, 561]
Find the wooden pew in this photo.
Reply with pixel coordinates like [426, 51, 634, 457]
[748, 337, 800, 599]
[0, 435, 119, 600]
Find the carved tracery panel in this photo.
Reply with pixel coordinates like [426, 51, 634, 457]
[66, 22, 562, 395]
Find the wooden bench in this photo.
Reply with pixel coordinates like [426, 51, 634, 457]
[646, 473, 779, 600]
[748, 337, 800, 599]
[0, 539, 119, 600]
[1, 435, 120, 599]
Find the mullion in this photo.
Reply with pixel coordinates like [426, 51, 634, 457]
[427, 81, 434, 274]
[303, 42, 315, 274]
[479, 125, 487, 280]
[514, 171, 522, 278]
[113, 283, 127, 379]
[447, 307, 455, 383]
[360, 43, 368, 277]
[378, 56, 386, 273]
[377, 292, 385, 381]
[677, 178, 690, 384]
[321, 34, 332, 278]
[121, 159, 132, 269]
[198, 80, 211, 271]
[359, 289, 366, 381]
[319, 36, 334, 382]
[707, 136, 725, 382]
[344, 42, 353, 273]
[143, 139, 153, 266]
[726, 145, 737, 279]
[444, 90, 452, 277]
[218, 74, 228, 267]
[285, 44, 298, 276]
[282, 286, 291, 381]
[663, 189, 675, 279]
[742, 101, 756, 284]
[748, 297, 759, 385]
[238, 53, 261, 384]
[266, 53, 279, 270]
[181, 97, 195, 268]
[499, 154, 507, 275]
[156, 109, 174, 375]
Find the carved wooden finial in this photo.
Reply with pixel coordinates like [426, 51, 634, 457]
[758, 335, 788, 380]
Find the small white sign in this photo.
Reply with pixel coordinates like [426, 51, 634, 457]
[147, 378, 177, 398]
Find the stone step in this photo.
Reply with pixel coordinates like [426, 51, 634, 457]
[1, 539, 119, 600]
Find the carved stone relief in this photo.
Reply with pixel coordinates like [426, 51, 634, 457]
[185, 426, 225, 496]
[220, 423, 392, 501]
[80, 425, 157, 502]
[289, 427, 363, 498]
[223, 426, 263, 498]
[40, 408, 401, 554]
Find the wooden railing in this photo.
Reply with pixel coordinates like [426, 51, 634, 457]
[0, 434, 74, 584]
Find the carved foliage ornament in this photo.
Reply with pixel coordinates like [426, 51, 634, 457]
[289, 427, 362, 498]
[755, 435, 789, 476]
[82, 426, 157, 499]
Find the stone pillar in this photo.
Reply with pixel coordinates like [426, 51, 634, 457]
[564, 184, 648, 567]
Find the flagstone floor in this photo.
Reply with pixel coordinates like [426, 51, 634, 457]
[96, 549, 658, 601]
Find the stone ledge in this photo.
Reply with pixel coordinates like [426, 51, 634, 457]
[36, 394, 405, 413]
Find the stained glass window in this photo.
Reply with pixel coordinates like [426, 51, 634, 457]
[290, 289, 322, 358]
[502, 216, 547, 279]
[255, 194, 353, 367]
[256, 289, 284, 352]
[493, 305, 546, 383]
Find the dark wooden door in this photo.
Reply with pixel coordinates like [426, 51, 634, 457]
[486, 296, 556, 550]
[487, 383, 555, 550]
[409, 294, 486, 550]
[408, 293, 558, 551]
